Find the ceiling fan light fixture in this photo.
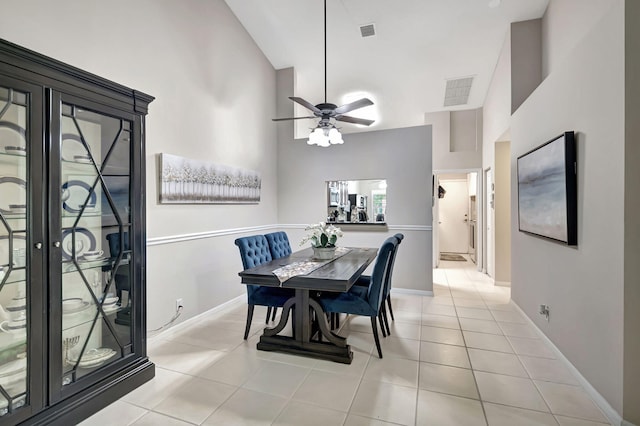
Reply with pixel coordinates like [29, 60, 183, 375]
[307, 123, 343, 147]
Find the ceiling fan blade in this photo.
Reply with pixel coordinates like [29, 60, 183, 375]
[272, 116, 316, 122]
[336, 115, 374, 126]
[289, 97, 322, 114]
[333, 98, 374, 115]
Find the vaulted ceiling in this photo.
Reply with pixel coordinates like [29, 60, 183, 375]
[225, 0, 549, 134]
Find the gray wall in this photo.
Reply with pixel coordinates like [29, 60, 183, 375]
[510, 0, 625, 415]
[624, 0, 640, 422]
[277, 123, 434, 293]
[494, 141, 511, 285]
[427, 110, 483, 171]
[511, 19, 542, 113]
[0, 0, 280, 328]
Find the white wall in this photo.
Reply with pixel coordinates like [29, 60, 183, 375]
[0, 0, 280, 328]
[277, 124, 433, 293]
[510, 0, 625, 416]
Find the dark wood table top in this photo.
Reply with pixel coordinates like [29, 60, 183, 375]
[239, 247, 378, 293]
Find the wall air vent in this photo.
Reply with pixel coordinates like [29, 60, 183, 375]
[359, 23, 376, 38]
[444, 77, 474, 107]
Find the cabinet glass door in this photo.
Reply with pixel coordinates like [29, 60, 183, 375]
[0, 86, 30, 415]
[58, 101, 133, 387]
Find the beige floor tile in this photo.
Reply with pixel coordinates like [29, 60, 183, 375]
[468, 348, 528, 377]
[165, 325, 244, 352]
[314, 351, 371, 377]
[153, 376, 237, 424]
[419, 341, 471, 369]
[421, 325, 465, 346]
[274, 400, 347, 425]
[463, 331, 514, 353]
[350, 380, 417, 425]
[199, 347, 273, 386]
[389, 309, 422, 324]
[498, 322, 539, 338]
[483, 402, 559, 426]
[202, 388, 287, 425]
[422, 313, 461, 329]
[424, 303, 458, 317]
[147, 339, 227, 375]
[451, 290, 483, 300]
[338, 330, 375, 356]
[121, 367, 191, 409]
[419, 362, 479, 399]
[534, 381, 609, 423]
[386, 320, 421, 340]
[344, 414, 398, 425]
[242, 360, 310, 398]
[486, 302, 517, 312]
[390, 295, 422, 312]
[474, 371, 549, 412]
[456, 307, 494, 320]
[555, 415, 611, 425]
[454, 297, 488, 308]
[416, 390, 486, 426]
[293, 369, 361, 412]
[363, 356, 419, 388]
[130, 411, 193, 426]
[459, 318, 503, 335]
[423, 295, 455, 306]
[519, 356, 579, 385]
[490, 309, 528, 324]
[507, 336, 556, 359]
[379, 335, 421, 360]
[78, 401, 147, 426]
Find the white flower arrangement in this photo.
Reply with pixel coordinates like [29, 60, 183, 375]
[300, 222, 343, 248]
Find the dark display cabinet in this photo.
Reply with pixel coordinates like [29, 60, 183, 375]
[0, 39, 154, 425]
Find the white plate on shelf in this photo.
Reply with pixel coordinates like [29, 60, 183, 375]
[102, 304, 119, 313]
[4, 146, 26, 156]
[0, 176, 27, 214]
[0, 122, 26, 152]
[62, 301, 91, 314]
[67, 348, 116, 368]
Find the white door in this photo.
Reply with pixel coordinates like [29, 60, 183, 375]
[438, 179, 469, 253]
[485, 169, 494, 277]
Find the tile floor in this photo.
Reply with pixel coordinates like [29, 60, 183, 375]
[80, 257, 612, 425]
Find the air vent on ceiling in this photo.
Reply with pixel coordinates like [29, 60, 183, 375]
[359, 23, 376, 38]
[444, 77, 474, 107]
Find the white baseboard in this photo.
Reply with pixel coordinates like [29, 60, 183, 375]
[511, 301, 622, 426]
[148, 295, 245, 341]
[494, 280, 511, 287]
[392, 288, 434, 297]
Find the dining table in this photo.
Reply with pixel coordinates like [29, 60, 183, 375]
[238, 246, 377, 364]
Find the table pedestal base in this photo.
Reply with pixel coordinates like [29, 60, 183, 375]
[257, 289, 353, 364]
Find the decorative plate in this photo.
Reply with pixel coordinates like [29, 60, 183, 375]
[61, 133, 89, 163]
[67, 348, 116, 368]
[0, 121, 26, 151]
[0, 176, 27, 214]
[61, 228, 97, 260]
[61, 180, 97, 213]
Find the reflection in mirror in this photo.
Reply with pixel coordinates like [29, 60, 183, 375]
[326, 179, 387, 224]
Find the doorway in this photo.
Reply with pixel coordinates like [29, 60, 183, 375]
[433, 169, 481, 269]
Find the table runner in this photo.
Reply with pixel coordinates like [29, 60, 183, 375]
[272, 247, 351, 285]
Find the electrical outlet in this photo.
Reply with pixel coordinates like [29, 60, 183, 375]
[176, 298, 184, 311]
[539, 304, 550, 321]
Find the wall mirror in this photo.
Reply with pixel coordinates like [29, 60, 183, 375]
[326, 179, 387, 224]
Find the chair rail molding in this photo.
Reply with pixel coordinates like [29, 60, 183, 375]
[147, 224, 432, 246]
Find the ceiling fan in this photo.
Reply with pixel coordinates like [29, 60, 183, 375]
[272, 0, 375, 129]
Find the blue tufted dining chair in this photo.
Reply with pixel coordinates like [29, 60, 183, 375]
[352, 233, 404, 336]
[235, 235, 294, 339]
[317, 236, 398, 358]
[264, 231, 292, 259]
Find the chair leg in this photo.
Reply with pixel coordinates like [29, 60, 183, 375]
[381, 304, 391, 336]
[378, 312, 387, 337]
[371, 317, 383, 359]
[271, 307, 278, 322]
[244, 304, 255, 340]
[335, 313, 340, 328]
[387, 295, 395, 321]
[265, 307, 272, 323]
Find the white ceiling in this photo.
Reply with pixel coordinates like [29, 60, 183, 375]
[224, 0, 549, 135]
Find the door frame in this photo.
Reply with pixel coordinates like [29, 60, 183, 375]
[483, 167, 494, 276]
[432, 168, 482, 270]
